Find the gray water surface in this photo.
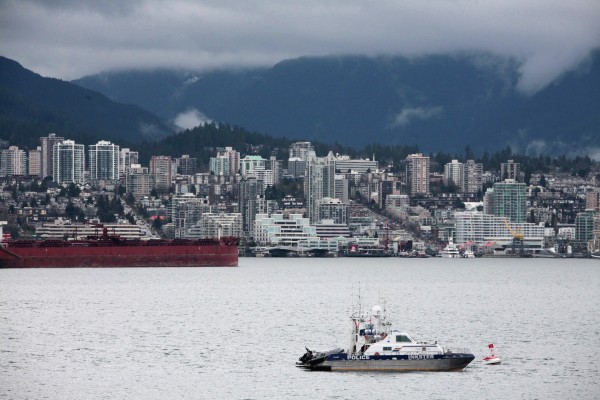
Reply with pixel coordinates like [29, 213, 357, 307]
[1, 257, 599, 399]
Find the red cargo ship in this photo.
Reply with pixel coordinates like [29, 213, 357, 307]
[0, 229, 239, 268]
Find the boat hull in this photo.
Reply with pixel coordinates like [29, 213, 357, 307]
[298, 352, 475, 372]
[0, 241, 238, 268]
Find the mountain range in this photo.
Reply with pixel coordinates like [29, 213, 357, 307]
[0, 56, 172, 148]
[73, 51, 600, 157]
[0, 52, 598, 158]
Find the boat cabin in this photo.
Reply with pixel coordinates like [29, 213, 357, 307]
[361, 330, 444, 356]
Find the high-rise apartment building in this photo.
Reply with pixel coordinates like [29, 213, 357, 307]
[305, 154, 336, 223]
[585, 188, 600, 211]
[119, 148, 139, 179]
[443, 159, 483, 193]
[40, 133, 64, 178]
[405, 153, 430, 195]
[240, 155, 266, 177]
[28, 147, 42, 177]
[216, 147, 240, 176]
[575, 211, 596, 242]
[265, 156, 283, 185]
[0, 146, 27, 176]
[317, 197, 348, 224]
[150, 156, 172, 193]
[488, 180, 527, 223]
[89, 140, 120, 181]
[464, 159, 483, 193]
[239, 154, 282, 186]
[53, 140, 85, 184]
[171, 196, 210, 238]
[288, 142, 315, 178]
[176, 155, 198, 175]
[289, 141, 315, 160]
[444, 160, 464, 188]
[501, 160, 520, 181]
[378, 179, 394, 209]
[334, 174, 349, 204]
[287, 158, 307, 178]
[239, 177, 264, 235]
[126, 164, 154, 198]
[253, 169, 275, 186]
[209, 155, 230, 176]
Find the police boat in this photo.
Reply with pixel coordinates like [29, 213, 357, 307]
[297, 305, 475, 372]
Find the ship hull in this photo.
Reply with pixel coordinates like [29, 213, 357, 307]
[298, 353, 475, 372]
[0, 242, 238, 268]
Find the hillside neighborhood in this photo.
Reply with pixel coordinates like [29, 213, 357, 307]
[1, 134, 599, 258]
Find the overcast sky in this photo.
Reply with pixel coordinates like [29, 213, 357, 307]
[1, 0, 599, 92]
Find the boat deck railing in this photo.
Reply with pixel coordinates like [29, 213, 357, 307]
[400, 349, 444, 355]
[443, 347, 472, 354]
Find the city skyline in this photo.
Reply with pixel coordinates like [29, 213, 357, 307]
[1, 133, 598, 257]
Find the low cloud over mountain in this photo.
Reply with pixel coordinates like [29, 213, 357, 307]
[74, 52, 600, 156]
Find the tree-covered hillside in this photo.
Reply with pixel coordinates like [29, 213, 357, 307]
[0, 56, 173, 149]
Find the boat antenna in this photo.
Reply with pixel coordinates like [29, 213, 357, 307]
[385, 219, 389, 252]
[356, 281, 361, 318]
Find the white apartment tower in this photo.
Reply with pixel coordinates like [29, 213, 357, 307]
[0, 146, 27, 176]
[89, 140, 120, 181]
[119, 148, 139, 179]
[444, 160, 464, 189]
[53, 140, 85, 184]
[305, 153, 336, 223]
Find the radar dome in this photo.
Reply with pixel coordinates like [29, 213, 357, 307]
[371, 305, 382, 318]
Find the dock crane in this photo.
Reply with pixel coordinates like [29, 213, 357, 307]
[502, 218, 524, 255]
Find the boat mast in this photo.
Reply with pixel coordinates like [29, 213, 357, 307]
[349, 283, 363, 355]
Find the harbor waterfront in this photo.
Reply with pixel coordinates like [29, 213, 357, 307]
[1, 258, 599, 399]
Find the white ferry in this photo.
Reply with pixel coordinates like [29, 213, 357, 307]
[297, 304, 474, 372]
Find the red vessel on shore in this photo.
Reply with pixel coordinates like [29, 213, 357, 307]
[0, 230, 239, 268]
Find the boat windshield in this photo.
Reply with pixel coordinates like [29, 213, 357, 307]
[396, 334, 412, 343]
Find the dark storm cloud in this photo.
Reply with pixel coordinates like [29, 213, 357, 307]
[1, 0, 599, 92]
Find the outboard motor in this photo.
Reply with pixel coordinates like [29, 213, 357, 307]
[299, 348, 314, 364]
